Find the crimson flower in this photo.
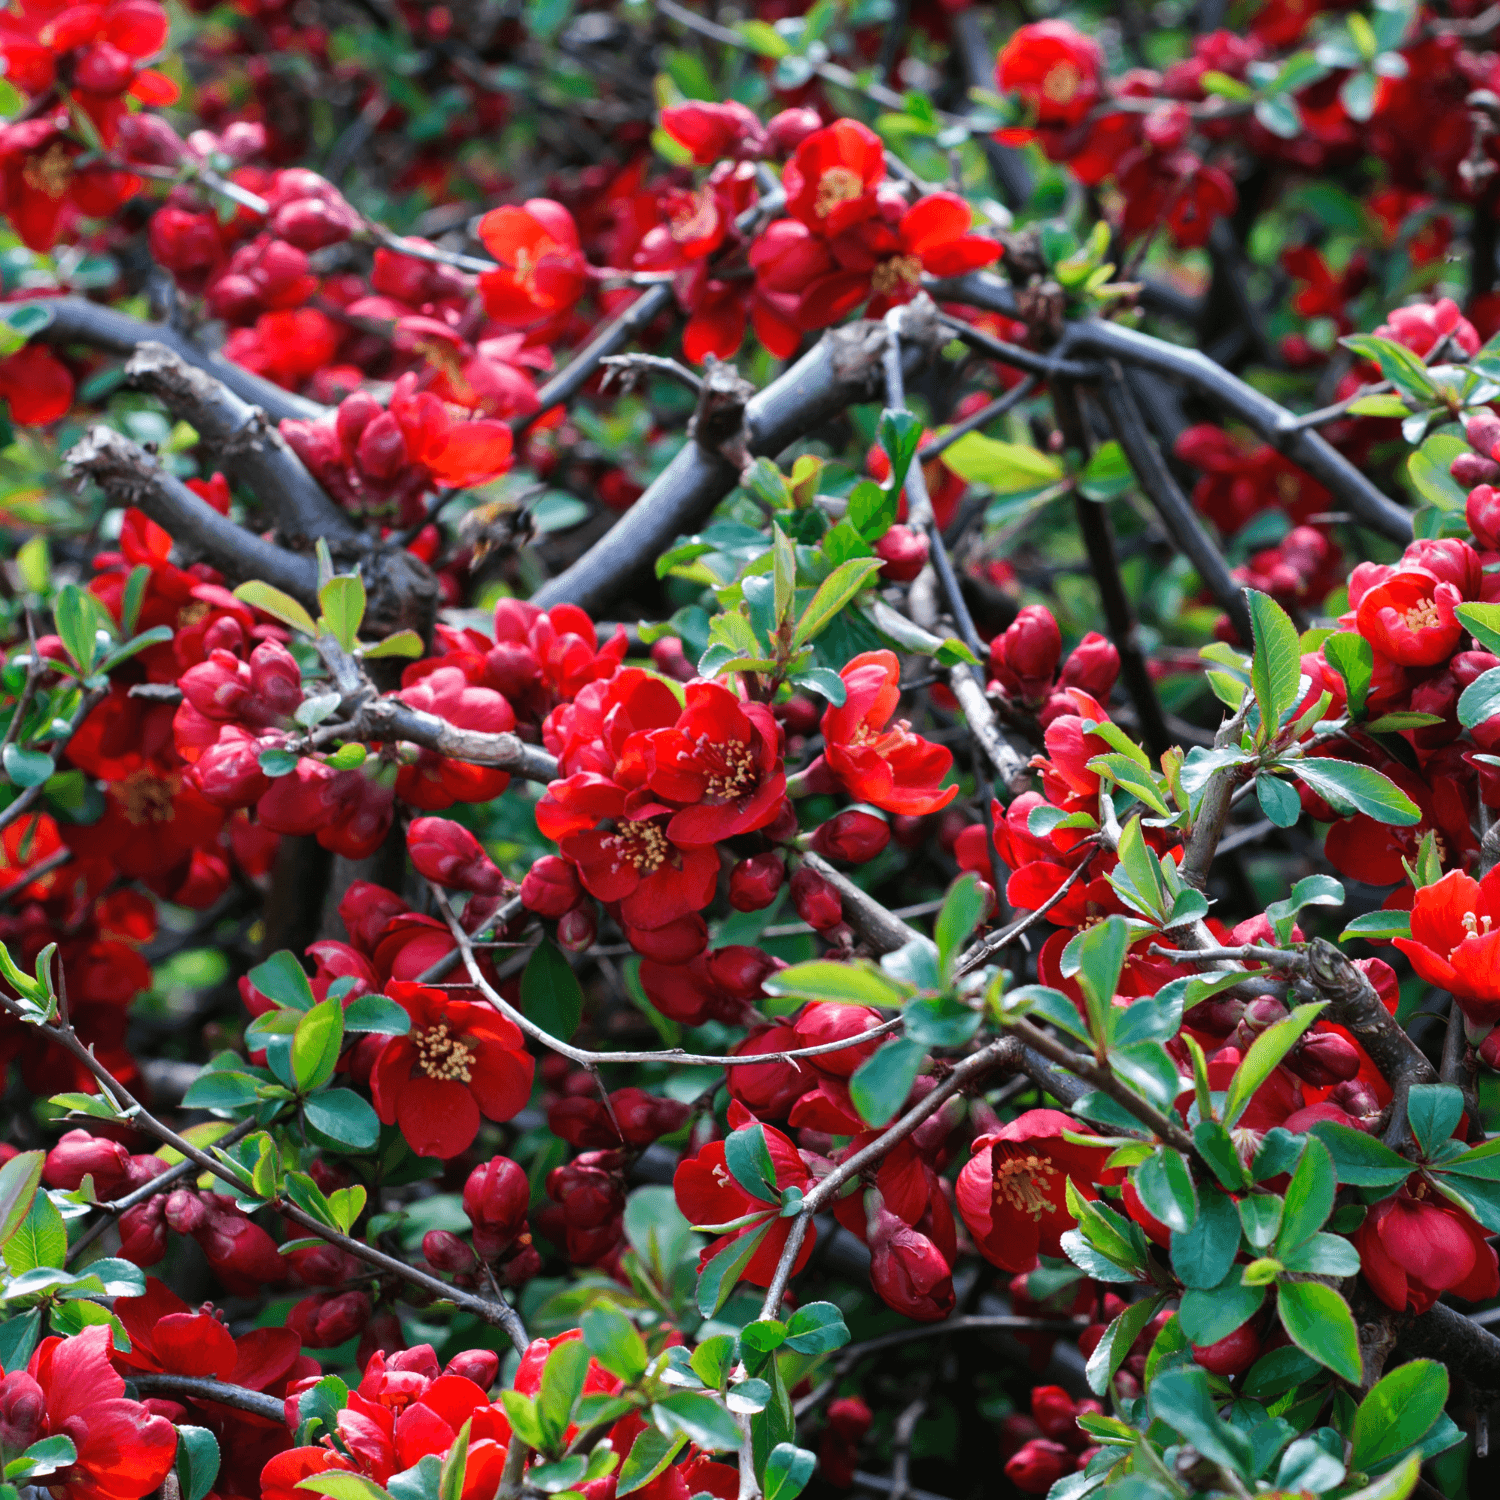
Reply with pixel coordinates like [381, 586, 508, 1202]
[476, 198, 588, 331]
[674, 1118, 815, 1288]
[1355, 1183, 1499, 1312]
[995, 21, 1105, 140]
[1355, 569, 1464, 667]
[27, 1325, 178, 1500]
[642, 681, 785, 843]
[955, 1110, 1121, 1273]
[820, 650, 956, 815]
[782, 119, 884, 236]
[371, 983, 534, 1158]
[1394, 868, 1500, 1027]
[0, 345, 73, 425]
[395, 667, 516, 810]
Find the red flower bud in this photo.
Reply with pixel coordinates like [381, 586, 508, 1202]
[660, 100, 768, 164]
[991, 605, 1062, 701]
[790, 866, 842, 930]
[406, 817, 507, 895]
[706, 944, 783, 1001]
[521, 854, 583, 918]
[1191, 1319, 1262, 1377]
[463, 1156, 530, 1258]
[811, 810, 890, 864]
[766, 107, 823, 157]
[0, 1371, 44, 1456]
[556, 903, 597, 952]
[1286, 1029, 1362, 1086]
[868, 1204, 954, 1322]
[43, 1129, 131, 1196]
[119, 1196, 168, 1266]
[792, 1002, 886, 1077]
[649, 636, 697, 682]
[726, 1024, 805, 1118]
[625, 913, 708, 964]
[1058, 631, 1119, 698]
[729, 853, 786, 911]
[873, 524, 929, 582]
[1451, 452, 1500, 488]
[273, 194, 360, 250]
[1466, 410, 1500, 457]
[423, 1230, 477, 1275]
[1470, 483, 1500, 551]
[444, 1349, 499, 1387]
[288, 1290, 371, 1348]
[355, 409, 409, 478]
[1005, 1439, 1072, 1495]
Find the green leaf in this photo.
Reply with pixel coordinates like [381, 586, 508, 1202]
[1169, 1186, 1241, 1290]
[1308, 1122, 1413, 1187]
[342, 995, 412, 1035]
[723, 1126, 780, 1203]
[297, 1477, 395, 1500]
[1075, 915, 1128, 1044]
[175, 1427, 220, 1500]
[6, 1434, 77, 1481]
[291, 997, 344, 1094]
[695, 1220, 773, 1317]
[1407, 1083, 1465, 1158]
[1079, 441, 1134, 502]
[246, 952, 317, 1012]
[1258, 770, 1299, 826]
[617, 1429, 688, 1496]
[762, 960, 906, 1007]
[762, 1444, 816, 1500]
[790, 559, 884, 649]
[1177, 1281, 1265, 1348]
[934, 874, 986, 979]
[363, 630, 426, 660]
[1323, 632, 1373, 719]
[1351, 1360, 1450, 1473]
[783, 1301, 850, 1355]
[1292, 759, 1421, 825]
[1133, 1149, 1197, 1235]
[303, 1089, 380, 1151]
[1246, 589, 1302, 743]
[1088, 754, 1172, 818]
[1341, 910, 1410, 941]
[498, 1392, 545, 1451]
[52, 584, 109, 670]
[0, 1152, 43, 1249]
[1343, 335, 1440, 403]
[521, 940, 584, 1042]
[3, 1191, 65, 1274]
[1457, 601, 1500, 656]
[941, 432, 1064, 491]
[876, 408, 922, 498]
[538, 1338, 590, 1451]
[1255, 93, 1302, 138]
[734, 18, 791, 56]
[1277, 1280, 1362, 1383]
[654, 1391, 741, 1452]
[0, 1312, 40, 1373]
[848, 1039, 925, 1127]
[1267, 874, 1345, 948]
[1085, 1296, 1164, 1396]
[1405, 430, 1471, 511]
[581, 1306, 648, 1384]
[1147, 1366, 1253, 1474]
[1458, 666, 1500, 730]
[319, 575, 366, 651]
[1277, 1138, 1335, 1250]
[438, 1419, 470, 1500]
[234, 581, 318, 636]
[2, 745, 53, 788]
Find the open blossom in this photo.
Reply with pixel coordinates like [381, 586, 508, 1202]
[1394, 868, 1500, 1027]
[371, 983, 535, 1158]
[783, 119, 885, 236]
[476, 198, 588, 331]
[1356, 1183, 1499, 1312]
[1355, 570, 1464, 667]
[820, 650, 956, 815]
[956, 1110, 1122, 1273]
[995, 21, 1105, 142]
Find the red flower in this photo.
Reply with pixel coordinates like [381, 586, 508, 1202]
[0, 114, 139, 250]
[371, 983, 535, 1158]
[674, 1119, 815, 1287]
[642, 681, 786, 843]
[476, 199, 588, 331]
[1355, 1183, 1499, 1312]
[820, 651, 956, 815]
[955, 1110, 1121, 1272]
[783, 119, 884, 236]
[395, 668, 516, 810]
[1355, 570, 1464, 667]
[1394, 868, 1500, 1027]
[28, 1325, 177, 1500]
[0, 344, 73, 425]
[995, 21, 1104, 139]
[659, 100, 768, 164]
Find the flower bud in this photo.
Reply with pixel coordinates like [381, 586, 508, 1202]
[729, 853, 785, 911]
[188, 726, 274, 808]
[423, 1230, 477, 1275]
[1286, 1029, 1361, 1087]
[1450, 452, 1500, 488]
[335, 389, 383, 454]
[792, 1002, 885, 1077]
[811, 810, 890, 864]
[1058, 631, 1119, 699]
[649, 636, 696, 682]
[44, 1129, 131, 1196]
[0, 1371, 44, 1456]
[767, 107, 823, 156]
[726, 1024, 805, 1118]
[873, 524, 929, 582]
[118, 1195, 168, 1266]
[444, 1349, 499, 1388]
[355, 409, 408, 479]
[163, 1189, 209, 1235]
[991, 605, 1062, 701]
[867, 1203, 954, 1322]
[406, 817, 507, 895]
[1465, 410, 1500, 458]
[1191, 1319, 1262, 1377]
[556, 903, 597, 952]
[625, 913, 708, 964]
[463, 1155, 530, 1258]
[273, 194, 359, 250]
[1005, 1439, 1072, 1495]
[246, 640, 303, 724]
[288, 1290, 371, 1348]
[1470, 483, 1500, 551]
[790, 867, 842, 931]
[706, 944, 783, 1002]
[521, 854, 583, 918]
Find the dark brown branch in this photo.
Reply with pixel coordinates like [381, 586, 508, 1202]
[30, 297, 324, 424]
[132, 1374, 286, 1421]
[341, 699, 561, 781]
[1097, 365, 1253, 641]
[65, 427, 320, 605]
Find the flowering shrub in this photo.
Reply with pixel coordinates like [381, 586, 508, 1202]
[2, 5, 1500, 1500]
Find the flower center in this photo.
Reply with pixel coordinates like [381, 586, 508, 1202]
[1403, 596, 1441, 631]
[1041, 63, 1081, 106]
[815, 166, 865, 219]
[616, 817, 669, 874]
[698, 737, 760, 800]
[668, 187, 717, 244]
[871, 254, 923, 295]
[992, 1150, 1057, 1219]
[1463, 911, 1494, 938]
[23, 141, 72, 200]
[112, 769, 178, 825]
[413, 1021, 475, 1083]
